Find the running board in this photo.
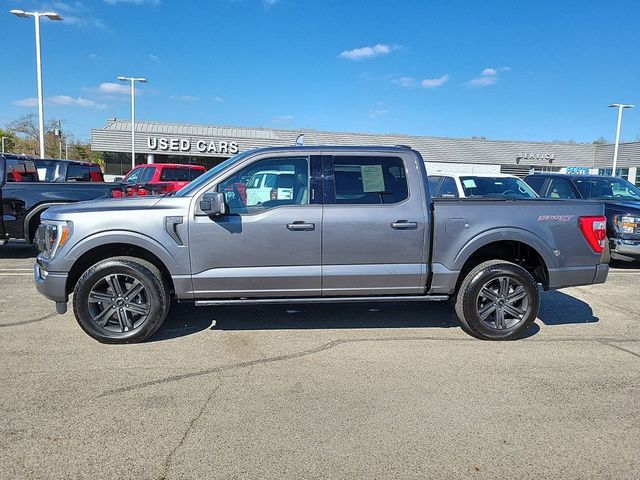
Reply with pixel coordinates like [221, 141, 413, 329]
[195, 295, 449, 306]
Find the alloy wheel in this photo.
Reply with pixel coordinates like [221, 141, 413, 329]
[87, 274, 150, 333]
[476, 276, 530, 330]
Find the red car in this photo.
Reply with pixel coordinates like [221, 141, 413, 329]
[116, 163, 206, 197]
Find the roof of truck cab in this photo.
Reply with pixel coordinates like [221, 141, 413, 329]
[131, 163, 205, 169]
[242, 145, 420, 154]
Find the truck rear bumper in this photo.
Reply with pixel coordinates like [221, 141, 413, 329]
[34, 262, 68, 303]
[548, 263, 609, 289]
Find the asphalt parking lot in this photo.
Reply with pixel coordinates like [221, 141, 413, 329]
[1, 242, 639, 479]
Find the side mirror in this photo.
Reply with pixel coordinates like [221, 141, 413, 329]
[200, 192, 226, 216]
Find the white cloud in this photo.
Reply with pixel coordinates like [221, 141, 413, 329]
[214, 96, 225, 103]
[148, 53, 159, 62]
[393, 76, 417, 88]
[368, 103, 389, 118]
[13, 96, 106, 109]
[170, 95, 199, 102]
[273, 114, 294, 123]
[421, 74, 450, 89]
[12, 98, 38, 107]
[466, 66, 510, 88]
[48, 95, 107, 109]
[340, 44, 399, 61]
[39, 2, 106, 28]
[88, 53, 102, 60]
[98, 82, 131, 95]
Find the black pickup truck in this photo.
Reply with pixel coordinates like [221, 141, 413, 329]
[0, 155, 118, 245]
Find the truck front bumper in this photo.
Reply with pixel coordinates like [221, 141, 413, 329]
[34, 261, 68, 304]
[611, 238, 640, 259]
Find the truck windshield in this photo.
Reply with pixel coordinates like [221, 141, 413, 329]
[174, 151, 253, 197]
[574, 177, 640, 200]
[459, 176, 538, 199]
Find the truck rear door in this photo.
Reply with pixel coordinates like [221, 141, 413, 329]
[321, 150, 430, 295]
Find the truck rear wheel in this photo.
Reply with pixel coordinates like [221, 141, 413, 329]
[455, 260, 539, 340]
[72, 256, 170, 344]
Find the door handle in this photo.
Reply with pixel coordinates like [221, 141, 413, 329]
[391, 220, 418, 230]
[287, 221, 315, 231]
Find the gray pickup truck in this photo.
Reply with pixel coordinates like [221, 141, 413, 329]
[33, 146, 609, 343]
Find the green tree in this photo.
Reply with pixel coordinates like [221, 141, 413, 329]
[0, 128, 18, 154]
[592, 136, 608, 145]
[4, 114, 103, 166]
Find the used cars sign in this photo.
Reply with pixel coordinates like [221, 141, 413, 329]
[147, 137, 240, 154]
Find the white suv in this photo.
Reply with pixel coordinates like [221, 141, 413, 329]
[428, 173, 538, 199]
[245, 170, 295, 205]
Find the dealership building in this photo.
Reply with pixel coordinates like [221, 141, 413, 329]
[91, 119, 640, 185]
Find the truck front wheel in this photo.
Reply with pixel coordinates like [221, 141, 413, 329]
[455, 260, 539, 340]
[72, 256, 170, 343]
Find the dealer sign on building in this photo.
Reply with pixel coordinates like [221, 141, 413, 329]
[147, 137, 239, 154]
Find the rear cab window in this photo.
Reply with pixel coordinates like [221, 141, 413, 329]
[333, 156, 408, 204]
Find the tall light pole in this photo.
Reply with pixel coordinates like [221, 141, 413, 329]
[10, 9, 63, 159]
[117, 76, 147, 171]
[608, 103, 635, 176]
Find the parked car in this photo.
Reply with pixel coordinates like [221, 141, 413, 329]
[116, 163, 205, 197]
[34, 159, 104, 182]
[34, 145, 608, 344]
[525, 173, 640, 262]
[0, 155, 119, 244]
[428, 173, 538, 199]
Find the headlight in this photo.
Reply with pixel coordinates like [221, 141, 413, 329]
[613, 215, 639, 234]
[35, 220, 72, 259]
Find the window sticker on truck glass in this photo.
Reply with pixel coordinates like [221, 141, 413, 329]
[361, 165, 385, 193]
[462, 179, 477, 189]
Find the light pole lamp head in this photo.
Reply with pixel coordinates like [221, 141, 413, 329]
[41, 12, 62, 20]
[608, 103, 635, 109]
[117, 76, 128, 82]
[10, 9, 29, 17]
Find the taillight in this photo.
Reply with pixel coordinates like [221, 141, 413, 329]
[270, 188, 278, 200]
[111, 188, 124, 198]
[137, 188, 148, 196]
[579, 216, 607, 253]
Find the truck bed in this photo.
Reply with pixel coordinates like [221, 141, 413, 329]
[429, 198, 608, 294]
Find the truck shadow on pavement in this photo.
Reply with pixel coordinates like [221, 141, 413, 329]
[149, 289, 597, 342]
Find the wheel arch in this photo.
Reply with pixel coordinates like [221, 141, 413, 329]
[453, 229, 553, 291]
[65, 233, 180, 297]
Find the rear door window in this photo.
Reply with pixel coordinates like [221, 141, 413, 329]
[333, 156, 408, 204]
[547, 178, 577, 199]
[525, 176, 546, 194]
[160, 168, 190, 182]
[67, 164, 91, 181]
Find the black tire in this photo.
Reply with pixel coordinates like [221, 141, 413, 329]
[72, 256, 170, 344]
[455, 260, 539, 340]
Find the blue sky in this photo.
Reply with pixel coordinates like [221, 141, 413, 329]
[2, 0, 640, 143]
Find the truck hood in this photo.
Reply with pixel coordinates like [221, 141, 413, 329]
[42, 196, 163, 220]
[603, 200, 640, 215]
